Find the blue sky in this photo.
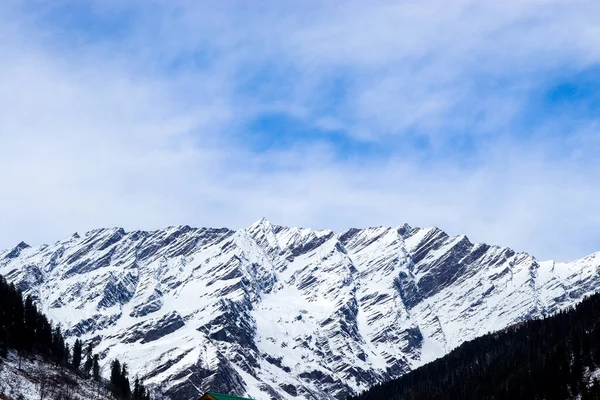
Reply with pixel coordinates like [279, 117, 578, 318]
[1, 0, 600, 260]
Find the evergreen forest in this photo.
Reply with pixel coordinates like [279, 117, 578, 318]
[350, 293, 600, 400]
[0, 274, 149, 399]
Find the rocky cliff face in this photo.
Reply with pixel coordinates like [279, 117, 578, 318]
[1, 219, 598, 399]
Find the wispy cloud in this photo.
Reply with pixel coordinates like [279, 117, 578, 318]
[0, 0, 599, 261]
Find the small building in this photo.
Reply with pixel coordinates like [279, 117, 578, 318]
[199, 392, 253, 400]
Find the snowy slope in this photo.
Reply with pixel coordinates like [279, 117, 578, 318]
[0, 352, 113, 400]
[1, 219, 599, 399]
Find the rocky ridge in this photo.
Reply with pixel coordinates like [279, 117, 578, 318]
[1, 219, 599, 399]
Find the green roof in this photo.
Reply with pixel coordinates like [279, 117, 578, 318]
[206, 392, 253, 400]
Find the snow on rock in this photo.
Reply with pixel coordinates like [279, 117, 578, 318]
[1, 220, 600, 400]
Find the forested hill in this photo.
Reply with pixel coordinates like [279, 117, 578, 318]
[0, 274, 149, 400]
[349, 292, 600, 400]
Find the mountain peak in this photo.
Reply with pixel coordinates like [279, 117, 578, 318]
[4, 241, 30, 259]
[15, 241, 29, 249]
[253, 217, 272, 227]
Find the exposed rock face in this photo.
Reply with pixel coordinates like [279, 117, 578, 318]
[1, 219, 599, 399]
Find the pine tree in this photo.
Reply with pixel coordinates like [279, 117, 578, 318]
[71, 338, 83, 371]
[23, 296, 37, 352]
[64, 342, 71, 367]
[132, 376, 150, 400]
[83, 343, 93, 377]
[0, 328, 7, 359]
[92, 354, 100, 381]
[110, 359, 122, 393]
[51, 325, 66, 365]
[121, 363, 132, 399]
[110, 358, 126, 397]
[11, 288, 26, 351]
[133, 376, 141, 400]
[35, 314, 53, 356]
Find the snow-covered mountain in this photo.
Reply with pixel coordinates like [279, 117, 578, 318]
[1, 219, 599, 399]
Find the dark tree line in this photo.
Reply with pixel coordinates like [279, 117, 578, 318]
[110, 359, 150, 400]
[0, 274, 71, 366]
[349, 293, 600, 400]
[0, 274, 150, 399]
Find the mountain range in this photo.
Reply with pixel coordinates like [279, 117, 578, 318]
[1, 219, 598, 399]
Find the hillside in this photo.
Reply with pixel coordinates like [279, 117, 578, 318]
[349, 293, 600, 400]
[0, 352, 114, 400]
[0, 274, 149, 400]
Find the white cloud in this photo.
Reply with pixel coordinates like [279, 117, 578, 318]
[0, 0, 599, 261]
